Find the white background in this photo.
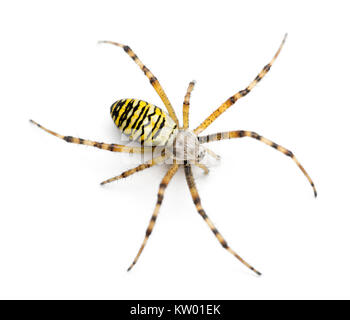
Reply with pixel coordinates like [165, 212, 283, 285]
[1, 0, 349, 299]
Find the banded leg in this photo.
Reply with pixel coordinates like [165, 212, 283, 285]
[99, 41, 179, 126]
[30, 120, 153, 154]
[199, 130, 317, 197]
[194, 34, 287, 135]
[100, 154, 168, 185]
[127, 164, 179, 271]
[184, 165, 261, 276]
[182, 80, 196, 129]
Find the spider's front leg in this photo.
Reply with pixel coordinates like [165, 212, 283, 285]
[184, 165, 261, 275]
[199, 130, 317, 197]
[194, 34, 287, 135]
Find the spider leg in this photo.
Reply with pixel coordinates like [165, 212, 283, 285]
[182, 80, 196, 129]
[199, 130, 317, 197]
[100, 154, 167, 185]
[30, 120, 153, 154]
[184, 165, 261, 276]
[127, 164, 179, 271]
[194, 34, 287, 135]
[195, 163, 209, 175]
[99, 41, 179, 126]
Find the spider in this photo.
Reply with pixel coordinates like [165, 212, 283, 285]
[30, 34, 316, 276]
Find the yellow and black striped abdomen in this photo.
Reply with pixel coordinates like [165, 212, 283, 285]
[110, 99, 178, 146]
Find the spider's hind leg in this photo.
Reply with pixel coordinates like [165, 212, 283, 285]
[98, 41, 179, 126]
[30, 120, 154, 154]
[100, 154, 168, 185]
[182, 80, 196, 129]
[127, 164, 179, 271]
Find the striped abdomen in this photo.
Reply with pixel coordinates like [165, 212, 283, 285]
[110, 99, 178, 146]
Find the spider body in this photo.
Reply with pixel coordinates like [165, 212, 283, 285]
[31, 34, 317, 276]
[167, 129, 206, 163]
[111, 98, 178, 146]
[111, 98, 206, 162]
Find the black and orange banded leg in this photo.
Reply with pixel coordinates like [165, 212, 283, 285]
[194, 34, 287, 135]
[199, 130, 317, 197]
[184, 165, 261, 276]
[127, 164, 179, 271]
[182, 80, 196, 129]
[99, 40, 179, 126]
[30, 120, 154, 154]
[100, 154, 168, 185]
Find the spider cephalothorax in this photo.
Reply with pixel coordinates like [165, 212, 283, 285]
[31, 34, 317, 276]
[167, 129, 206, 164]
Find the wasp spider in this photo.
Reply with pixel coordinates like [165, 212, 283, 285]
[31, 34, 316, 276]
